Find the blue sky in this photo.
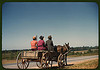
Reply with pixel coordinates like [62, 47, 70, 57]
[2, 2, 98, 50]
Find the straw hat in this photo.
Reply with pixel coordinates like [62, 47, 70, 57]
[48, 35, 52, 39]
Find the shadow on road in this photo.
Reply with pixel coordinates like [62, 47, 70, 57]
[43, 64, 74, 69]
[65, 64, 74, 66]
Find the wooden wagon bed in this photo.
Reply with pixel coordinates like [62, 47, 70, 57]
[17, 47, 70, 69]
[21, 50, 48, 59]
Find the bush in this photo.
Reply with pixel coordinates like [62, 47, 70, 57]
[87, 49, 92, 53]
[2, 51, 20, 60]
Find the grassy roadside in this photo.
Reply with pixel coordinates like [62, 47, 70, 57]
[67, 53, 98, 58]
[2, 59, 17, 64]
[2, 58, 98, 69]
[63, 59, 98, 69]
[2, 54, 98, 64]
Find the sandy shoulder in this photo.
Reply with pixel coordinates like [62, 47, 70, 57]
[2, 55, 98, 69]
[30, 58, 98, 69]
[68, 58, 98, 65]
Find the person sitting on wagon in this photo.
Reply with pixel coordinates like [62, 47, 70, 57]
[30, 36, 37, 51]
[37, 36, 46, 50]
[46, 35, 54, 52]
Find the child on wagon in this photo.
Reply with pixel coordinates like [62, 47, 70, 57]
[30, 36, 37, 51]
[37, 36, 46, 50]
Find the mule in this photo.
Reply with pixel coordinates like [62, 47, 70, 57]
[54, 43, 70, 54]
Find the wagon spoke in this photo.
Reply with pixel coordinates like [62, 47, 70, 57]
[23, 64, 25, 69]
[20, 63, 23, 69]
[23, 64, 24, 69]
[24, 64, 26, 69]
[58, 54, 65, 67]
[25, 62, 28, 66]
[24, 62, 28, 68]
[17, 51, 29, 69]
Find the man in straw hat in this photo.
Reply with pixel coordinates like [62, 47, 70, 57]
[46, 35, 54, 52]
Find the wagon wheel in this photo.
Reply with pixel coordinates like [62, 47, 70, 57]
[36, 52, 49, 68]
[36, 52, 43, 68]
[63, 55, 67, 65]
[58, 54, 64, 67]
[16, 52, 29, 69]
[36, 56, 42, 68]
[46, 52, 53, 68]
[41, 52, 49, 68]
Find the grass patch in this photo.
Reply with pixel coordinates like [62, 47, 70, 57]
[2, 59, 17, 64]
[63, 59, 98, 69]
[68, 54, 98, 58]
[67, 51, 98, 58]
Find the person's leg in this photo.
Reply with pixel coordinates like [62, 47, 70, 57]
[31, 49, 34, 51]
[31, 49, 37, 51]
[65, 54, 67, 65]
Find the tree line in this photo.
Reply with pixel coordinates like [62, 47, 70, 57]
[70, 46, 98, 51]
[2, 46, 98, 60]
[2, 46, 98, 53]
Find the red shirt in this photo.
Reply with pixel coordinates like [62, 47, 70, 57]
[37, 40, 46, 50]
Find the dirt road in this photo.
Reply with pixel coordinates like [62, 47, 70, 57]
[2, 55, 98, 69]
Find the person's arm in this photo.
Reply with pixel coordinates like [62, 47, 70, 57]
[45, 41, 48, 50]
[36, 41, 38, 47]
[43, 41, 46, 47]
[51, 41, 54, 46]
[45, 41, 47, 46]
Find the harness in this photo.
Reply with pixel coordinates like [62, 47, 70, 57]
[65, 44, 68, 50]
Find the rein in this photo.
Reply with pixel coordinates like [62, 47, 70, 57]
[65, 44, 68, 50]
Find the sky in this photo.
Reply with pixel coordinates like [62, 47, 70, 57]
[2, 2, 98, 50]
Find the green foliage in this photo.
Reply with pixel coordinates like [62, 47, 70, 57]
[87, 49, 92, 53]
[75, 52, 82, 56]
[68, 49, 98, 56]
[68, 51, 74, 55]
[2, 46, 98, 60]
[70, 46, 98, 51]
[2, 50, 21, 60]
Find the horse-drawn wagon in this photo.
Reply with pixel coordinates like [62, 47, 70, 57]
[16, 43, 70, 69]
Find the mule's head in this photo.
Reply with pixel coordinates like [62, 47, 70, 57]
[64, 43, 70, 51]
[56, 43, 70, 53]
